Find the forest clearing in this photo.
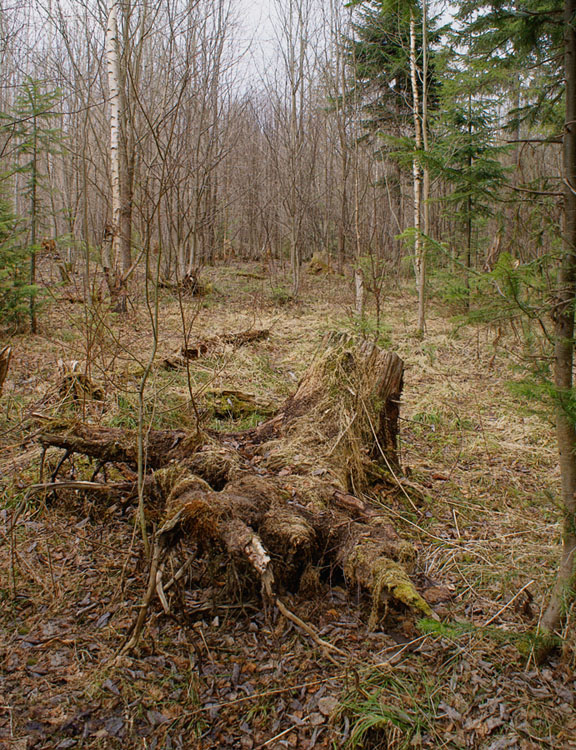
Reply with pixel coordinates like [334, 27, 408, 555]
[1, 261, 575, 749]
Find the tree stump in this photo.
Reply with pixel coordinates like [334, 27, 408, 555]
[38, 339, 434, 648]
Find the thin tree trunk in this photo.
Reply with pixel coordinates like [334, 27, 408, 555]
[105, 0, 122, 278]
[289, 45, 300, 298]
[0, 346, 11, 396]
[409, 10, 423, 333]
[355, 266, 364, 318]
[419, 2, 430, 334]
[465, 96, 472, 307]
[105, 0, 131, 312]
[29, 114, 38, 334]
[539, 0, 576, 656]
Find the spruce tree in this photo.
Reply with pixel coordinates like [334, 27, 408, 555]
[3, 78, 63, 333]
[0, 200, 29, 331]
[456, 0, 575, 658]
[427, 70, 510, 306]
[347, 0, 440, 331]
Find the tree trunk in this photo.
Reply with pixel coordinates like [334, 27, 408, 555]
[409, 11, 424, 334]
[105, 0, 131, 313]
[355, 266, 365, 318]
[29, 113, 38, 334]
[0, 346, 11, 396]
[105, 0, 122, 277]
[538, 0, 576, 658]
[419, 1, 430, 334]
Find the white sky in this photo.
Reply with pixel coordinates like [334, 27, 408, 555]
[234, 0, 282, 85]
[234, 0, 455, 87]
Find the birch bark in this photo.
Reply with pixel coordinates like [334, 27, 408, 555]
[105, 0, 122, 277]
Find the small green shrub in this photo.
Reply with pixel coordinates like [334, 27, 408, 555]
[270, 285, 294, 306]
[0, 202, 36, 331]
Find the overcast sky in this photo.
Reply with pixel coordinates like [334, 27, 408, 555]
[233, 0, 454, 86]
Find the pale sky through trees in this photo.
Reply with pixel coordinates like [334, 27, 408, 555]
[236, 0, 277, 82]
[236, 0, 453, 85]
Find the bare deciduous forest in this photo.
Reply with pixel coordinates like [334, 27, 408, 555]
[1, 1, 575, 748]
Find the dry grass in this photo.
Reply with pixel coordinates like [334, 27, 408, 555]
[0, 260, 574, 749]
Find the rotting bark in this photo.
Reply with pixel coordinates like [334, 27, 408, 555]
[0, 346, 12, 396]
[181, 329, 270, 359]
[158, 271, 207, 297]
[57, 361, 105, 403]
[38, 340, 436, 650]
[203, 388, 274, 420]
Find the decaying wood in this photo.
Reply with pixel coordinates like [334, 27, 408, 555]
[39, 340, 437, 651]
[40, 424, 192, 470]
[181, 329, 270, 360]
[57, 360, 105, 403]
[204, 388, 274, 419]
[306, 252, 333, 275]
[158, 271, 207, 296]
[0, 346, 11, 396]
[163, 329, 270, 369]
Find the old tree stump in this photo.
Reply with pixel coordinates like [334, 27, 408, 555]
[38, 340, 435, 651]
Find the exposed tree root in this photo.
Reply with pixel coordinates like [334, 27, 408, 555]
[158, 270, 207, 297]
[38, 340, 439, 652]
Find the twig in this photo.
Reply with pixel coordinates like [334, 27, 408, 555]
[259, 724, 303, 748]
[156, 562, 170, 614]
[27, 480, 123, 494]
[120, 540, 166, 653]
[163, 555, 196, 592]
[452, 508, 461, 540]
[483, 580, 535, 627]
[275, 596, 347, 664]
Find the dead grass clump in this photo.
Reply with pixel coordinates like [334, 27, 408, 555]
[185, 445, 241, 489]
[307, 252, 333, 275]
[57, 360, 105, 403]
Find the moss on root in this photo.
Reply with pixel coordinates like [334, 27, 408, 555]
[343, 540, 432, 628]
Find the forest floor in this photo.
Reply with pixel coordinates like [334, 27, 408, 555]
[0, 259, 575, 750]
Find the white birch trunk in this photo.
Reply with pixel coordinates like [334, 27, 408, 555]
[105, 0, 122, 274]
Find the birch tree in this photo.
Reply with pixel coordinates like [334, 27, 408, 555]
[104, 0, 124, 307]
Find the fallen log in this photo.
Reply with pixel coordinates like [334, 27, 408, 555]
[163, 329, 270, 369]
[181, 328, 270, 360]
[203, 388, 274, 420]
[40, 424, 192, 470]
[38, 339, 436, 650]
